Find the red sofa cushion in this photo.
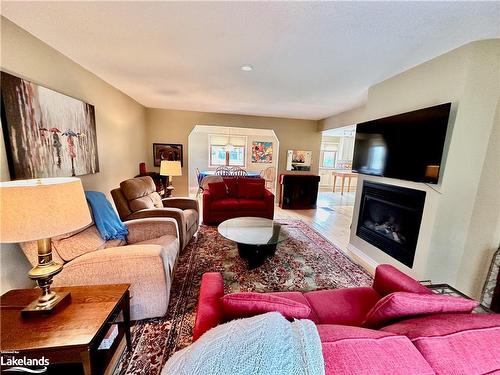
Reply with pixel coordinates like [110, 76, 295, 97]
[382, 313, 500, 375]
[319, 324, 435, 375]
[210, 198, 240, 211]
[237, 178, 265, 198]
[237, 198, 267, 211]
[362, 292, 478, 328]
[304, 287, 381, 326]
[221, 292, 311, 320]
[208, 182, 227, 200]
[222, 177, 238, 197]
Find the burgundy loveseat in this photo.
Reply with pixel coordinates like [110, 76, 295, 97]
[202, 177, 274, 225]
[193, 265, 500, 374]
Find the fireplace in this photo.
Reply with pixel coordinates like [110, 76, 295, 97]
[356, 181, 426, 268]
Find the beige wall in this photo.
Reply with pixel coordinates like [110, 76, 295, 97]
[322, 39, 500, 298]
[146, 108, 320, 196]
[0, 17, 148, 294]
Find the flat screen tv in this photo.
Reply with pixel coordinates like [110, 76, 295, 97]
[352, 103, 451, 184]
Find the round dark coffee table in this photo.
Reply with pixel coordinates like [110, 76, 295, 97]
[218, 217, 289, 269]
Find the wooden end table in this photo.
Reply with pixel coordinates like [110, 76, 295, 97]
[0, 284, 132, 375]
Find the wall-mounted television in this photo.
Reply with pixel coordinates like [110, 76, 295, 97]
[352, 103, 451, 184]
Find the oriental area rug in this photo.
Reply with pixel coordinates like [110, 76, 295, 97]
[114, 219, 372, 375]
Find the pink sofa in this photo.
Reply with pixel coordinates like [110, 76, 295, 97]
[193, 265, 500, 374]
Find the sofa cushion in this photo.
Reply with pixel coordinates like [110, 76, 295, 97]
[128, 193, 164, 212]
[211, 198, 240, 211]
[238, 179, 265, 199]
[269, 291, 319, 323]
[319, 324, 435, 375]
[184, 209, 198, 231]
[381, 313, 500, 375]
[120, 176, 156, 200]
[305, 287, 381, 326]
[237, 199, 267, 211]
[221, 292, 311, 320]
[223, 177, 239, 198]
[208, 182, 227, 200]
[362, 292, 478, 328]
[53, 225, 106, 262]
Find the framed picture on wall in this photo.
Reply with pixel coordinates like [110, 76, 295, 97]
[1, 71, 99, 179]
[251, 141, 273, 163]
[153, 143, 183, 167]
[286, 150, 312, 171]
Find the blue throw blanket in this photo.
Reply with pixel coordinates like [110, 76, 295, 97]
[85, 191, 128, 241]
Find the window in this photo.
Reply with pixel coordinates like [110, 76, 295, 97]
[321, 151, 337, 168]
[209, 134, 246, 167]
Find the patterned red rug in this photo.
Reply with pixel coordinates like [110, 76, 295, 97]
[114, 219, 372, 375]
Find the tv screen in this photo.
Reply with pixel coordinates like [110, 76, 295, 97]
[352, 103, 451, 184]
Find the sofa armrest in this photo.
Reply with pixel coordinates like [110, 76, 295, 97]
[372, 264, 432, 296]
[264, 189, 274, 203]
[125, 218, 179, 244]
[126, 208, 185, 223]
[162, 197, 199, 212]
[54, 244, 173, 320]
[192, 272, 225, 341]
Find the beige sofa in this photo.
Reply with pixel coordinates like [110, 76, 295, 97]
[111, 176, 199, 250]
[21, 217, 180, 321]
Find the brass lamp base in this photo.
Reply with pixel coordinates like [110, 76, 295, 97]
[22, 291, 70, 315]
[22, 238, 70, 316]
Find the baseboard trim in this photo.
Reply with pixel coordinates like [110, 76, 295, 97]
[346, 243, 379, 275]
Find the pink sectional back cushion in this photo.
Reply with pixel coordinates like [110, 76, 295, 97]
[381, 313, 500, 375]
[221, 292, 311, 320]
[362, 292, 478, 328]
[120, 176, 163, 211]
[319, 325, 435, 375]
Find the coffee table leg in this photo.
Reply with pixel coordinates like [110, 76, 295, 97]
[238, 243, 277, 269]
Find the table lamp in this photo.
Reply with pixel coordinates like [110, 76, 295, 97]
[160, 160, 182, 198]
[0, 177, 91, 313]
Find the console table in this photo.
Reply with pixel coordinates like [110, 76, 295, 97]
[279, 174, 320, 209]
[0, 284, 131, 375]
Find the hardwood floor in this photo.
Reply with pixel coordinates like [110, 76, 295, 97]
[275, 191, 355, 251]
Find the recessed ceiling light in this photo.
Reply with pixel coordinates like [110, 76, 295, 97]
[241, 65, 253, 72]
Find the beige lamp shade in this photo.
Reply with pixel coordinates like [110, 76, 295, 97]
[0, 177, 92, 243]
[160, 160, 182, 177]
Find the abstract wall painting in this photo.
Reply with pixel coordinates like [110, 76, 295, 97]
[153, 143, 183, 167]
[251, 141, 273, 163]
[1, 72, 99, 179]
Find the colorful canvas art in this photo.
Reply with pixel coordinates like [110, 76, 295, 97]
[1, 72, 99, 179]
[251, 141, 273, 163]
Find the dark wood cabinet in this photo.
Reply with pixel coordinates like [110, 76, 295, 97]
[279, 174, 320, 209]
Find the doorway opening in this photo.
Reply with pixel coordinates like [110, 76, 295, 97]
[188, 125, 279, 197]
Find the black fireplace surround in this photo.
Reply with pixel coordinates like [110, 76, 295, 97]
[356, 181, 426, 268]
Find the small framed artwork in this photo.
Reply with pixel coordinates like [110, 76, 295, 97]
[153, 143, 183, 167]
[1, 71, 99, 179]
[286, 150, 312, 171]
[251, 141, 273, 163]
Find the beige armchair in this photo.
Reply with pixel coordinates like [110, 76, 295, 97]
[21, 217, 180, 321]
[111, 176, 199, 249]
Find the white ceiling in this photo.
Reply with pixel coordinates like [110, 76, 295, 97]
[2, 2, 499, 120]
